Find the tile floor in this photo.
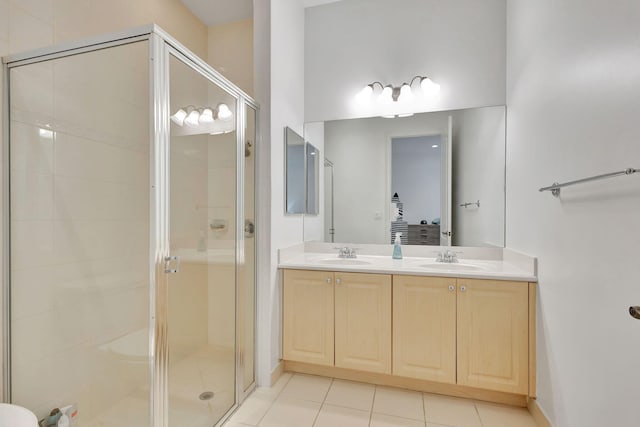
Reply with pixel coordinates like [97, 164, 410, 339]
[225, 373, 539, 427]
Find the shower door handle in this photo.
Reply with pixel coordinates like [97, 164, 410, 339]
[164, 256, 180, 274]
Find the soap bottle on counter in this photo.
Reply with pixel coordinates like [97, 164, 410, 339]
[392, 232, 403, 260]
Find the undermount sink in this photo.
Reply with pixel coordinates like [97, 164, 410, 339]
[317, 258, 371, 265]
[419, 262, 484, 271]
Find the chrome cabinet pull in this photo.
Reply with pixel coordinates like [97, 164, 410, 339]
[164, 256, 180, 274]
[459, 285, 467, 292]
[448, 285, 455, 292]
[326, 277, 332, 284]
[335, 278, 342, 285]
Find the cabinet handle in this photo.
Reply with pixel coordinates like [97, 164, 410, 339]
[326, 277, 332, 284]
[448, 285, 455, 292]
[336, 278, 342, 285]
[459, 285, 467, 292]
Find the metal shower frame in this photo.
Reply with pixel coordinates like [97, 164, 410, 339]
[1, 24, 259, 427]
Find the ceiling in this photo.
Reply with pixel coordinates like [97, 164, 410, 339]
[181, 0, 344, 27]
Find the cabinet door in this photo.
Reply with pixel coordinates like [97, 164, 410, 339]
[393, 275, 456, 383]
[335, 272, 392, 373]
[457, 279, 529, 394]
[283, 269, 334, 366]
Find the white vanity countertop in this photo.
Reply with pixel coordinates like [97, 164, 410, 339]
[278, 243, 537, 282]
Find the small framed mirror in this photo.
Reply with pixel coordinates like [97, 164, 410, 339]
[285, 127, 305, 214]
[306, 142, 320, 215]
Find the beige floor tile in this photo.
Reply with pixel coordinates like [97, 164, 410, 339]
[423, 393, 481, 427]
[258, 396, 321, 427]
[475, 402, 538, 427]
[370, 412, 426, 427]
[279, 373, 332, 403]
[324, 379, 375, 411]
[268, 372, 293, 396]
[224, 422, 255, 427]
[373, 386, 425, 421]
[314, 404, 371, 427]
[227, 392, 274, 426]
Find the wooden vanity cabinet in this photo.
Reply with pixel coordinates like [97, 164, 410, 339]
[456, 278, 529, 395]
[393, 276, 530, 394]
[393, 275, 457, 383]
[335, 272, 392, 374]
[282, 269, 334, 366]
[282, 269, 392, 372]
[282, 268, 535, 401]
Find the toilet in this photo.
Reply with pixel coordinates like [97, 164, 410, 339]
[0, 403, 38, 427]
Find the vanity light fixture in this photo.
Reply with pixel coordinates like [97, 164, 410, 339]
[216, 103, 233, 121]
[170, 104, 234, 127]
[382, 113, 414, 119]
[199, 108, 214, 124]
[184, 109, 200, 127]
[355, 75, 440, 104]
[170, 107, 189, 126]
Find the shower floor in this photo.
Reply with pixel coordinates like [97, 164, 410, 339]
[83, 345, 235, 427]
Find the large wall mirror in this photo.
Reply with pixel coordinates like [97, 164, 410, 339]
[302, 105, 506, 247]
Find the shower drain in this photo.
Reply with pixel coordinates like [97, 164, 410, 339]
[199, 391, 215, 401]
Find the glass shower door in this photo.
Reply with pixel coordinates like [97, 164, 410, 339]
[166, 54, 238, 426]
[8, 40, 152, 426]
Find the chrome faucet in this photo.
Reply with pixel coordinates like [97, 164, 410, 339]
[336, 246, 358, 258]
[435, 249, 461, 263]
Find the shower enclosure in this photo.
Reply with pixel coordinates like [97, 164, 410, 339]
[2, 26, 257, 426]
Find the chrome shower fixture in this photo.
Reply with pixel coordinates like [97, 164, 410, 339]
[355, 75, 440, 104]
[170, 103, 233, 127]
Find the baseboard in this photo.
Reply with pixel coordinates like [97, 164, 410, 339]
[270, 360, 284, 386]
[284, 360, 528, 407]
[528, 398, 552, 427]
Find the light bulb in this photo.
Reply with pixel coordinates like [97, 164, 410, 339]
[184, 109, 200, 127]
[398, 83, 413, 102]
[217, 103, 233, 121]
[170, 108, 187, 126]
[199, 108, 214, 123]
[378, 85, 393, 104]
[420, 77, 441, 96]
[355, 84, 374, 103]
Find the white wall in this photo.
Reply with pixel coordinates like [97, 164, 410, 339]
[304, 0, 506, 122]
[506, 1, 640, 426]
[452, 106, 505, 247]
[254, 0, 306, 386]
[392, 136, 442, 224]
